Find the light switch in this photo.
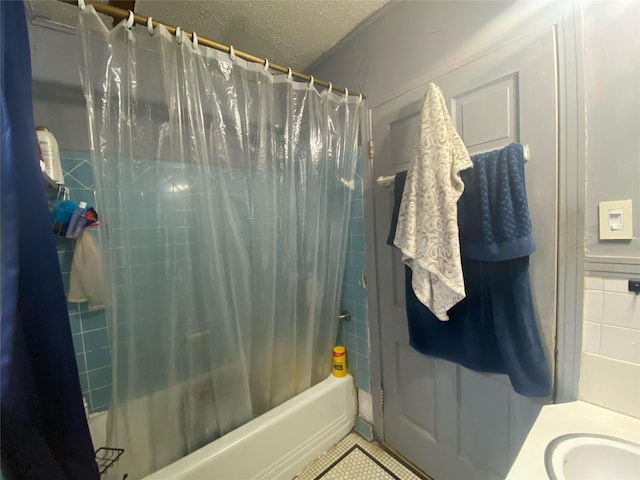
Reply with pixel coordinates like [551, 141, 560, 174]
[599, 199, 633, 240]
[608, 209, 623, 231]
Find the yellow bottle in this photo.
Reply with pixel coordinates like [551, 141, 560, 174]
[332, 346, 347, 377]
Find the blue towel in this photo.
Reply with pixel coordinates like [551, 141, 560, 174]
[388, 144, 552, 397]
[458, 143, 535, 260]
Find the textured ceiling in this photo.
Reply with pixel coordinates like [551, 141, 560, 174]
[27, 0, 389, 71]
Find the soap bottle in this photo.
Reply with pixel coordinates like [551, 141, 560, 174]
[66, 201, 87, 239]
[36, 126, 64, 184]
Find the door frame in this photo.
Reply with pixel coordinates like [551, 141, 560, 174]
[362, 7, 586, 443]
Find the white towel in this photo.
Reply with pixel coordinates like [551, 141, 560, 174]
[394, 83, 472, 320]
[68, 229, 106, 311]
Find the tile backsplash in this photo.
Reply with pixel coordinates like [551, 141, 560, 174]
[55, 151, 112, 413]
[55, 150, 370, 416]
[579, 275, 640, 417]
[337, 156, 372, 440]
[337, 156, 370, 395]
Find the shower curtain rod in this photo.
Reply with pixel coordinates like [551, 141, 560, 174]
[58, 0, 365, 99]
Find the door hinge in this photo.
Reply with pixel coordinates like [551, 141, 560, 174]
[368, 138, 374, 162]
[379, 386, 384, 408]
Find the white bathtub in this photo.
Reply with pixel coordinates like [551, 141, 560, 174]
[89, 374, 356, 479]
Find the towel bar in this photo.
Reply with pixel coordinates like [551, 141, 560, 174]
[376, 144, 530, 188]
[376, 175, 395, 187]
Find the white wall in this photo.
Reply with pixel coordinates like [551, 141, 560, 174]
[577, 1, 640, 418]
[28, 21, 89, 151]
[310, 1, 573, 107]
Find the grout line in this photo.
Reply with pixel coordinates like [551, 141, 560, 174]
[86, 364, 111, 375]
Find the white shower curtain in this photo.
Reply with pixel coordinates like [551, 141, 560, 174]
[78, 6, 361, 478]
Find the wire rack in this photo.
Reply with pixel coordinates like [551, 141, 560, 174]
[95, 446, 125, 476]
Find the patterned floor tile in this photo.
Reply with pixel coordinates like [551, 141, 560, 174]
[294, 433, 430, 480]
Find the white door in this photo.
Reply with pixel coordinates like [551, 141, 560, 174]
[371, 28, 558, 479]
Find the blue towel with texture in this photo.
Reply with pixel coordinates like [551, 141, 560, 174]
[458, 143, 535, 260]
[388, 144, 552, 397]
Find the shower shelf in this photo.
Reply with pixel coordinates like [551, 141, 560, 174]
[43, 172, 68, 198]
[95, 446, 125, 477]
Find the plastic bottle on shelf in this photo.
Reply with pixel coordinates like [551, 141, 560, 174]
[36, 126, 64, 185]
[66, 201, 87, 239]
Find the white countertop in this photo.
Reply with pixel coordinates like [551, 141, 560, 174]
[506, 401, 640, 479]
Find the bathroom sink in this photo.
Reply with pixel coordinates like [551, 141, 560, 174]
[545, 433, 640, 480]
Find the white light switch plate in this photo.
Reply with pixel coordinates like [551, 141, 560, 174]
[599, 199, 633, 240]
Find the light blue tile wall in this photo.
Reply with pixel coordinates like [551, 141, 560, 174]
[337, 157, 371, 394]
[55, 150, 371, 418]
[337, 154, 372, 439]
[54, 151, 112, 413]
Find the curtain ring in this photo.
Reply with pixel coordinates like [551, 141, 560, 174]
[78, 0, 86, 10]
[343, 88, 349, 101]
[287, 68, 292, 80]
[309, 75, 314, 88]
[229, 45, 236, 60]
[147, 17, 154, 35]
[192, 32, 199, 49]
[176, 27, 182, 44]
[263, 58, 269, 72]
[327, 82, 333, 94]
[125, 10, 135, 29]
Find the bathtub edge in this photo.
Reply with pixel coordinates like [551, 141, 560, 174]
[143, 374, 356, 479]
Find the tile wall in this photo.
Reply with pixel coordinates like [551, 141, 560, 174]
[337, 157, 372, 438]
[55, 150, 372, 420]
[580, 276, 640, 418]
[54, 150, 112, 413]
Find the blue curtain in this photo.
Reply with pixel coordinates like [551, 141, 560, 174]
[0, 1, 99, 478]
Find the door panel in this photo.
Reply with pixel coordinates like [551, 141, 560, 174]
[372, 28, 558, 479]
[389, 113, 421, 164]
[453, 73, 519, 152]
[458, 370, 511, 476]
[396, 343, 436, 434]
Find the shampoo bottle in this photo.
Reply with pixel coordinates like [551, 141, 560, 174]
[66, 201, 87, 239]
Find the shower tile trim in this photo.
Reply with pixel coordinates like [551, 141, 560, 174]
[338, 154, 371, 395]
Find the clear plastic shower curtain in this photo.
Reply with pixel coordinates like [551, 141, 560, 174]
[78, 7, 361, 478]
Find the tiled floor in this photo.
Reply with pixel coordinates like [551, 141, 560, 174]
[295, 433, 430, 480]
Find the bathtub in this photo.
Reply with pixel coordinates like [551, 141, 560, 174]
[88, 374, 356, 479]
